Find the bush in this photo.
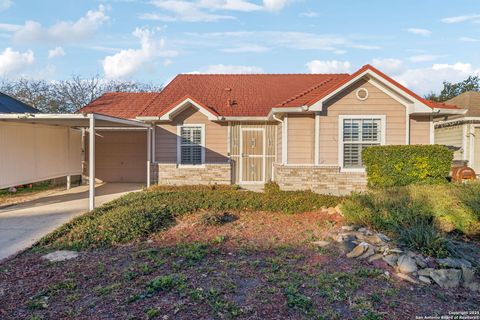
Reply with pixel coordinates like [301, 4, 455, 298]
[362, 145, 453, 188]
[37, 187, 341, 250]
[201, 211, 238, 226]
[342, 183, 480, 257]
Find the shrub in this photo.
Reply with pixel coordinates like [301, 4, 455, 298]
[362, 145, 453, 188]
[342, 183, 480, 257]
[37, 187, 341, 250]
[399, 222, 452, 258]
[264, 181, 281, 194]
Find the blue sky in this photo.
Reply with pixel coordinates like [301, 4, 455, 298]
[0, 0, 479, 94]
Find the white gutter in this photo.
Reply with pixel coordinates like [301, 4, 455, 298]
[432, 108, 467, 115]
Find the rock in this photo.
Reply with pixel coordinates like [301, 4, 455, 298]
[338, 240, 357, 253]
[334, 233, 356, 243]
[363, 234, 385, 245]
[42, 250, 79, 262]
[368, 253, 384, 263]
[396, 273, 419, 284]
[383, 254, 399, 267]
[436, 258, 472, 269]
[358, 227, 367, 233]
[346, 243, 368, 258]
[388, 248, 403, 254]
[461, 266, 476, 286]
[327, 207, 337, 215]
[418, 268, 435, 277]
[430, 269, 462, 289]
[377, 233, 391, 242]
[397, 255, 418, 274]
[419, 276, 432, 284]
[341, 225, 355, 231]
[465, 282, 480, 291]
[414, 256, 427, 269]
[358, 246, 375, 259]
[312, 240, 330, 248]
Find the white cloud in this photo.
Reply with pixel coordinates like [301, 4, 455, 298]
[407, 28, 432, 36]
[0, 47, 34, 76]
[0, 0, 12, 11]
[460, 36, 479, 42]
[408, 54, 440, 63]
[395, 62, 480, 94]
[263, 0, 289, 11]
[222, 44, 269, 53]
[194, 64, 264, 74]
[48, 46, 65, 59]
[144, 0, 290, 22]
[442, 14, 480, 24]
[13, 5, 109, 43]
[371, 58, 404, 75]
[300, 11, 319, 18]
[306, 60, 351, 74]
[102, 28, 177, 79]
[0, 23, 20, 32]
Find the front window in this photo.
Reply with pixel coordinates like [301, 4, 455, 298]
[342, 118, 382, 168]
[180, 126, 203, 165]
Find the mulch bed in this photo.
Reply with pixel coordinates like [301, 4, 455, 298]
[0, 210, 478, 319]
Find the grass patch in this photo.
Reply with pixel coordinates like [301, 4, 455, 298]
[36, 186, 341, 250]
[342, 183, 480, 257]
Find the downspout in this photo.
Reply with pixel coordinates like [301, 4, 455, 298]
[272, 113, 285, 165]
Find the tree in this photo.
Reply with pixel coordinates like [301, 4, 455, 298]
[0, 75, 163, 113]
[425, 75, 480, 102]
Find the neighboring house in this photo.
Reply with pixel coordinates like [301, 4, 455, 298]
[435, 91, 480, 172]
[0, 92, 39, 114]
[80, 65, 463, 194]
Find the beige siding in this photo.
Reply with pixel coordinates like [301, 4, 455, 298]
[0, 122, 82, 188]
[287, 114, 315, 164]
[474, 127, 480, 172]
[155, 106, 229, 163]
[435, 125, 465, 161]
[410, 115, 430, 145]
[319, 80, 406, 165]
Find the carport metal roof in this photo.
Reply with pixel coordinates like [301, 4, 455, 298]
[0, 113, 151, 211]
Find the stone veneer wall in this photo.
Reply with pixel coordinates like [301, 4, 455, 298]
[155, 163, 232, 185]
[274, 164, 367, 195]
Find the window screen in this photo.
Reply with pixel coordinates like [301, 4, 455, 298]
[343, 118, 381, 168]
[180, 126, 203, 165]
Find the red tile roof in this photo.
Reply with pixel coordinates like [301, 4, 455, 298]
[79, 66, 462, 119]
[141, 73, 349, 117]
[78, 92, 160, 118]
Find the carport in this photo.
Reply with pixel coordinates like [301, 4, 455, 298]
[0, 113, 152, 210]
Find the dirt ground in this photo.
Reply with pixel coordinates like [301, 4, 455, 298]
[0, 210, 478, 320]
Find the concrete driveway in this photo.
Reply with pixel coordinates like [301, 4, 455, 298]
[0, 183, 143, 261]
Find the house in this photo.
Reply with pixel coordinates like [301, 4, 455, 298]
[434, 91, 479, 172]
[79, 65, 464, 194]
[0, 92, 39, 114]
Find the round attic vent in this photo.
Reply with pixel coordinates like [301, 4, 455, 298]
[356, 88, 369, 101]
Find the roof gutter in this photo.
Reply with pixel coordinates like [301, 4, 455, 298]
[432, 108, 467, 115]
[267, 106, 309, 120]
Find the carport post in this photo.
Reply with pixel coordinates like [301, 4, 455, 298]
[147, 126, 152, 188]
[89, 115, 95, 211]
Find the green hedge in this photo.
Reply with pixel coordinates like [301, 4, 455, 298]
[362, 145, 453, 188]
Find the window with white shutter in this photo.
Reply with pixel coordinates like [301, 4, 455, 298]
[179, 126, 204, 165]
[341, 117, 384, 169]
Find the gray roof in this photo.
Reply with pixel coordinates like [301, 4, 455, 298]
[0, 92, 39, 114]
[447, 91, 480, 117]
